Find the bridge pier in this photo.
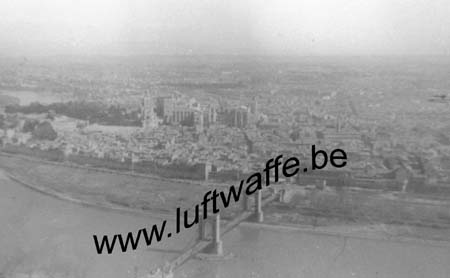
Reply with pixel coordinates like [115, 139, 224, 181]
[198, 215, 205, 240]
[196, 189, 267, 257]
[212, 213, 223, 256]
[278, 189, 286, 203]
[254, 190, 264, 222]
[197, 213, 223, 256]
[241, 194, 249, 211]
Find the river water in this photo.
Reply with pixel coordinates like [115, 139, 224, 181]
[1, 170, 450, 278]
[0, 90, 62, 105]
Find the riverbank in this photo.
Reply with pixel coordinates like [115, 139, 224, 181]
[4, 165, 450, 250]
[0, 154, 228, 219]
[2, 173, 450, 278]
[1, 153, 450, 243]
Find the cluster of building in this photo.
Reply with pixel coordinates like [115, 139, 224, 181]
[1, 59, 450, 191]
[144, 90, 260, 133]
[2, 86, 449, 192]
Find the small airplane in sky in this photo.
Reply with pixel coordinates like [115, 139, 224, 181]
[428, 93, 450, 103]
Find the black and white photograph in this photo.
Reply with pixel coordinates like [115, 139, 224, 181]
[1, 1, 450, 277]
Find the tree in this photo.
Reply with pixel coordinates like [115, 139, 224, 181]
[0, 114, 4, 129]
[32, 122, 57, 141]
[22, 119, 38, 133]
[47, 109, 56, 120]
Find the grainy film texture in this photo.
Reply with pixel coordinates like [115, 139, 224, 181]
[1, 1, 450, 278]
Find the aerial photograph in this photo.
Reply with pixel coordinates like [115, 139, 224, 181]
[0, 0, 450, 277]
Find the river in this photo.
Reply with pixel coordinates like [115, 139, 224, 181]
[0, 90, 61, 105]
[1, 169, 449, 278]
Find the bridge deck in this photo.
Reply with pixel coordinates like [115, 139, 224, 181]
[166, 192, 279, 272]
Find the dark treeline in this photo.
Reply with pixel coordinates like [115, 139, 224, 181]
[1, 144, 207, 180]
[160, 81, 245, 90]
[5, 101, 141, 126]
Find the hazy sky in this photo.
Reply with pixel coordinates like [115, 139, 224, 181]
[1, 0, 449, 56]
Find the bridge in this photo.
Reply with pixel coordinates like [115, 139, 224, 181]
[149, 189, 279, 277]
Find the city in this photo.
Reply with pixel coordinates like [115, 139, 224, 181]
[1, 56, 450, 277]
[0, 56, 449, 190]
[1, 0, 450, 276]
